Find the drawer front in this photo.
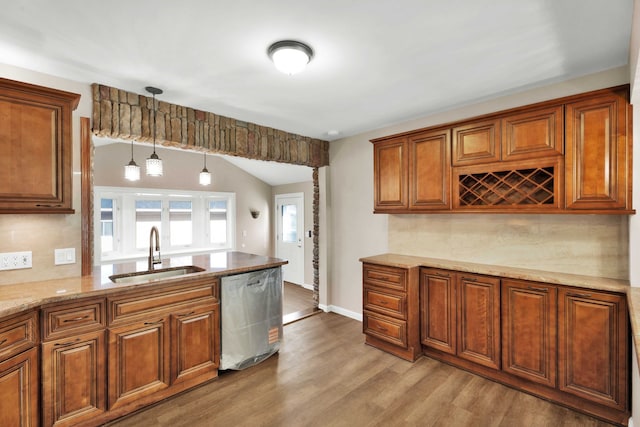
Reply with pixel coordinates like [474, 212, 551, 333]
[363, 263, 407, 292]
[363, 287, 406, 319]
[363, 311, 407, 348]
[0, 310, 38, 361]
[42, 298, 106, 341]
[109, 280, 217, 325]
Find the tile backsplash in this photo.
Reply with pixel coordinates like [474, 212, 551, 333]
[389, 214, 629, 280]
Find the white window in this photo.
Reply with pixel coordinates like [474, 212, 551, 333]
[94, 186, 236, 264]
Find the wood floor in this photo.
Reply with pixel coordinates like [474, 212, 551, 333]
[283, 281, 314, 315]
[107, 313, 615, 427]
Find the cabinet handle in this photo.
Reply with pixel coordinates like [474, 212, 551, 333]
[177, 311, 196, 317]
[144, 319, 165, 325]
[63, 315, 90, 323]
[462, 276, 478, 282]
[433, 272, 450, 278]
[378, 300, 389, 305]
[567, 292, 592, 299]
[0, 338, 7, 347]
[376, 326, 388, 333]
[54, 338, 81, 347]
[35, 204, 63, 208]
[527, 286, 548, 293]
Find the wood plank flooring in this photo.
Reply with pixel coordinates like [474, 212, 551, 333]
[106, 313, 615, 427]
[283, 281, 314, 315]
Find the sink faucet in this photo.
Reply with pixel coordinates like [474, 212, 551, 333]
[148, 226, 162, 270]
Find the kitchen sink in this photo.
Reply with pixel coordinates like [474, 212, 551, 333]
[109, 265, 206, 284]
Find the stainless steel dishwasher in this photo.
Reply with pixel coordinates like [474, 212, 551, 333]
[220, 267, 283, 370]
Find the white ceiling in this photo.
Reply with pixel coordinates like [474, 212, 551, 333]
[0, 0, 633, 182]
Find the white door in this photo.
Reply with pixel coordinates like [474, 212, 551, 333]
[275, 193, 304, 285]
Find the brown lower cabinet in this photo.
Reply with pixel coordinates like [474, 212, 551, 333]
[0, 347, 39, 426]
[364, 262, 630, 425]
[558, 287, 628, 411]
[108, 317, 171, 410]
[42, 330, 107, 426]
[36, 277, 220, 427]
[417, 268, 629, 425]
[501, 279, 557, 388]
[420, 270, 501, 369]
[0, 310, 39, 427]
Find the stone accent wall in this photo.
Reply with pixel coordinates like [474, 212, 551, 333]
[91, 84, 330, 168]
[312, 167, 319, 307]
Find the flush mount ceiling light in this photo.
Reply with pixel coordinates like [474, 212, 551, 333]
[124, 139, 140, 181]
[267, 40, 314, 75]
[199, 152, 211, 186]
[145, 86, 163, 177]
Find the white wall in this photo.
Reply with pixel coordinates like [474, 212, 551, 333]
[95, 142, 273, 257]
[0, 64, 92, 285]
[328, 66, 630, 316]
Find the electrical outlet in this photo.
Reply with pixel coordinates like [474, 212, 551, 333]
[0, 251, 32, 271]
[54, 248, 76, 265]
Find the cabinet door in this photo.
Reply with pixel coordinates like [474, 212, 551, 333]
[171, 303, 219, 385]
[420, 269, 456, 354]
[457, 274, 501, 369]
[408, 130, 451, 210]
[373, 137, 408, 211]
[502, 105, 564, 161]
[108, 317, 170, 410]
[0, 78, 80, 213]
[558, 288, 628, 411]
[42, 330, 106, 427]
[501, 280, 556, 387]
[0, 347, 38, 427]
[452, 118, 501, 166]
[565, 88, 629, 210]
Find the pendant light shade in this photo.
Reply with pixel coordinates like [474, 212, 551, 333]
[199, 152, 211, 185]
[145, 86, 163, 176]
[268, 40, 313, 75]
[124, 139, 140, 181]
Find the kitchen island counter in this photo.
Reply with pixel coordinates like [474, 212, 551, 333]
[0, 251, 287, 318]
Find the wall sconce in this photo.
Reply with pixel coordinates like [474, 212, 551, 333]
[250, 209, 260, 219]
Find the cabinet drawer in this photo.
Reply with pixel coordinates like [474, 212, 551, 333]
[42, 298, 106, 341]
[109, 279, 217, 325]
[0, 310, 38, 362]
[363, 264, 407, 292]
[363, 287, 406, 319]
[363, 311, 407, 349]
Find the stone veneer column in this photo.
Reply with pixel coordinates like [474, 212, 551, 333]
[312, 167, 320, 307]
[91, 84, 329, 168]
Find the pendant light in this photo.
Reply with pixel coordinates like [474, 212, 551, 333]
[145, 86, 163, 176]
[267, 40, 314, 75]
[199, 152, 211, 185]
[124, 139, 140, 181]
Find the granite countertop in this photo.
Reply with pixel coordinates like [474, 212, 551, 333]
[359, 253, 630, 293]
[0, 251, 287, 318]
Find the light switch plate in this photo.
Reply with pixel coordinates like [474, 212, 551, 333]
[54, 248, 76, 265]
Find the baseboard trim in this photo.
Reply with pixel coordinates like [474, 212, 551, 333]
[320, 304, 362, 322]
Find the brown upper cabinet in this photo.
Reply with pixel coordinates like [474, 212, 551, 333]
[565, 87, 630, 211]
[0, 78, 80, 213]
[373, 137, 408, 211]
[371, 85, 632, 214]
[452, 118, 501, 166]
[502, 104, 564, 161]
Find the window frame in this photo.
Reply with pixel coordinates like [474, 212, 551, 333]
[94, 186, 236, 264]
